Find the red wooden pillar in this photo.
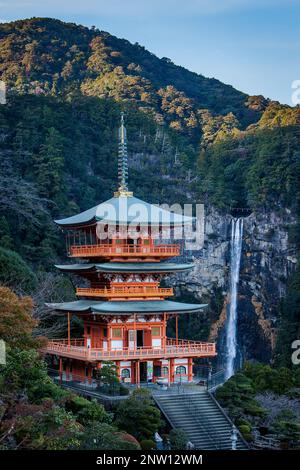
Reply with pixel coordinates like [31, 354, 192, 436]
[107, 323, 111, 352]
[175, 316, 178, 346]
[131, 361, 135, 384]
[163, 313, 167, 349]
[136, 361, 140, 387]
[133, 313, 137, 352]
[169, 358, 174, 384]
[188, 357, 193, 382]
[168, 359, 172, 385]
[116, 361, 121, 382]
[121, 326, 124, 349]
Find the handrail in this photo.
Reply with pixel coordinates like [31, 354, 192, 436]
[44, 345, 216, 356]
[207, 370, 226, 390]
[188, 394, 222, 450]
[166, 338, 212, 347]
[76, 286, 173, 298]
[184, 391, 219, 450]
[253, 435, 280, 449]
[69, 243, 180, 257]
[77, 287, 173, 293]
[48, 338, 85, 346]
[208, 391, 249, 448]
[153, 388, 218, 450]
[42, 338, 216, 360]
[48, 337, 215, 350]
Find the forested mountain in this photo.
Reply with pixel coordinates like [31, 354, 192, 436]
[0, 17, 263, 129]
[0, 18, 299, 221]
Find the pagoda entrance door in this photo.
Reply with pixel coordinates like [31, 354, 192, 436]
[92, 327, 101, 349]
[140, 362, 147, 383]
[137, 330, 144, 348]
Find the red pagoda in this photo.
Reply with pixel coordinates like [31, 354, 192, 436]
[42, 113, 216, 386]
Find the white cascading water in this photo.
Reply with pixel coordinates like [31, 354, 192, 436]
[225, 218, 244, 381]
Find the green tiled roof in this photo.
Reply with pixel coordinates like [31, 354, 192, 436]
[45, 300, 207, 315]
[55, 262, 195, 274]
[54, 195, 195, 227]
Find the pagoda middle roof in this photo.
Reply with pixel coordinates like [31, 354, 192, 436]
[55, 262, 195, 274]
[45, 299, 207, 315]
[54, 195, 196, 228]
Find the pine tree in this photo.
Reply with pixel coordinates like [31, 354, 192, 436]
[34, 127, 65, 200]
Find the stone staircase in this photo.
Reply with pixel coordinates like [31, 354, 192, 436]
[153, 389, 248, 450]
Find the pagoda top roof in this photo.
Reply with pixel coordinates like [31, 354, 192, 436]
[55, 262, 195, 274]
[45, 299, 207, 315]
[54, 195, 196, 228]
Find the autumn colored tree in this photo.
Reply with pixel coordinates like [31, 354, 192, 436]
[0, 286, 38, 348]
[79, 423, 141, 450]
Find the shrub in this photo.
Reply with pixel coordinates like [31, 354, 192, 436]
[169, 428, 188, 450]
[238, 425, 253, 442]
[140, 439, 156, 450]
[65, 396, 111, 425]
[0, 248, 37, 293]
[114, 389, 161, 441]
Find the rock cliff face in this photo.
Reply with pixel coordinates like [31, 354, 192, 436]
[175, 208, 297, 365]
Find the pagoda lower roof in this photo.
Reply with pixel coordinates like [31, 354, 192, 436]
[45, 299, 207, 315]
[55, 262, 195, 274]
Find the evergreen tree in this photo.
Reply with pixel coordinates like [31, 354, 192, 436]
[34, 127, 65, 201]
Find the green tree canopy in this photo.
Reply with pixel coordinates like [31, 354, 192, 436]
[114, 389, 161, 441]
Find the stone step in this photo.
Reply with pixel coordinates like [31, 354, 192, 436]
[154, 390, 248, 450]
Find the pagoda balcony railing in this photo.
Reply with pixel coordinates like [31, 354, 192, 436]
[69, 243, 180, 258]
[41, 337, 216, 361]
[48, 338, 85, 347]
[76, 286, 174, 299]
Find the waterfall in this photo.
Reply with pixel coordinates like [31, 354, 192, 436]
[225, 218, 243, 381]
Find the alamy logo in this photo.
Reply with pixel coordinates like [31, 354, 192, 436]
[95, 201, 205, 251]
[0, 81, 6, 104]
[291, 340, 300, 365]
[291, 80, 300, 105]
[0, 340, 6, 365]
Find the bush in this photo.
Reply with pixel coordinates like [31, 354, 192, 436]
[0, 248, 37, 293]
[114, 389, 161, 441]
[235, 417, 251, 427]
[140, 439, 156, 450]
[169, 428, 188, 450]
[244, 362, 295, 395]
[80, 423, 141, 450]
[215, 371, 266, 419]
[65, 396, 111, 425]
[238, 425, 253, 442]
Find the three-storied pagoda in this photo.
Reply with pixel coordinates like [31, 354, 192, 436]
[42, 114, 216, 386]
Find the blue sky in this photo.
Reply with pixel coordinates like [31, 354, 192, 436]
[0, 0, 299, 104]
